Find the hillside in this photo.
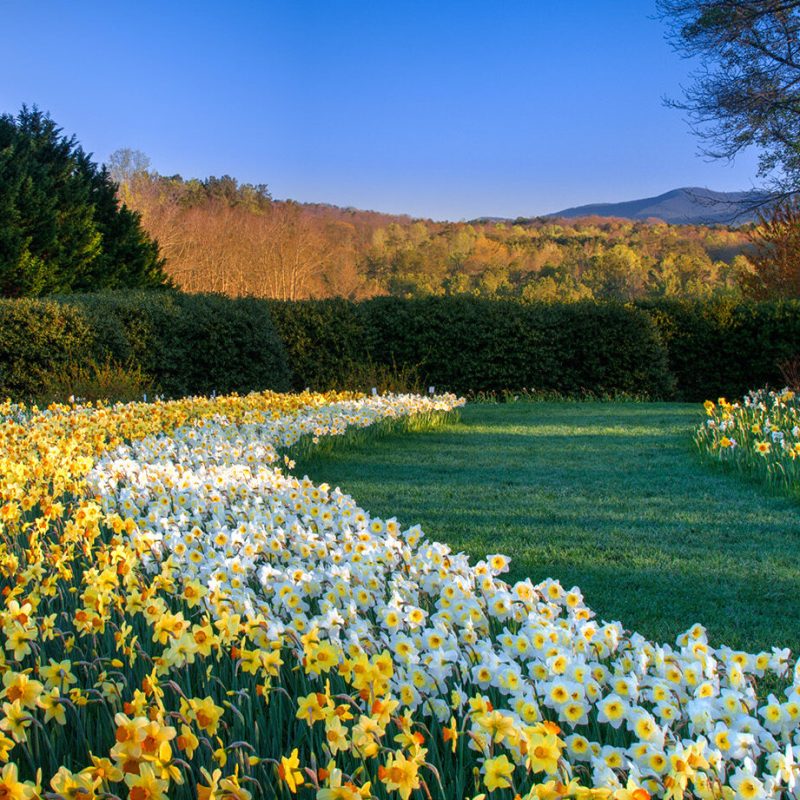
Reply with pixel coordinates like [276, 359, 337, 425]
[120, 171, 754, 302]
[549, 187, 771, 225]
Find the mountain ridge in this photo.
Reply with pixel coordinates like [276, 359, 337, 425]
[547, 187, 771, 225]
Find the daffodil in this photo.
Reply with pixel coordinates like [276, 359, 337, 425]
[482, 754, 516, 792]
[317, 768, 371, 800]
[184, 695, 224, 735]
[378, 751, 421, 800]
[124, 762, 169, 800]
[0, 763, 38, 800]
[37, 687, 67, 725]
[525, 731, 564, 775]
[50, 767, 101, 800]
[277, 748, 305, 793]
[0, 700, 31, 743]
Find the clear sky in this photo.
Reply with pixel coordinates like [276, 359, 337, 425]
[0, 0, 762, 220]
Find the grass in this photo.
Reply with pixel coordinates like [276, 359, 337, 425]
[293, 401, 800, 654]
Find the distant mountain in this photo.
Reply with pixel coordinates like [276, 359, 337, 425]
[548, 187, 773, 225]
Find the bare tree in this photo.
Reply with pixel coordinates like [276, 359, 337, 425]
[658, 0, 800, 194]
[107, 148, 151, 187]
[743, 195, 800, 296]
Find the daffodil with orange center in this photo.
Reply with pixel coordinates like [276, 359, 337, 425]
[277, 748, 305, 794]
[0, 763, 38, 800]
[124, 763, 169, 800]
[378, 751, 421, 800]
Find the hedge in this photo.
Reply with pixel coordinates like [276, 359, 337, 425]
[269, 297, 676, 398]
[0, 293, 798, 403]
[268, 297, 800, 401]
[0, 299, 94, 400]
[265, 298, 368, 392]
[640, 299, 800, 401]
[0, 291, 292, 400]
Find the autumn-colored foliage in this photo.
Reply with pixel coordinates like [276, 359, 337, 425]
[743, 197, 800, 299]
[119, 168, 755, 302]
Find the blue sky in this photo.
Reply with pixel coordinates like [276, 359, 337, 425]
[0, 0, 761, 220]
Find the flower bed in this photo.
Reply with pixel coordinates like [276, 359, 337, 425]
[696, 388, 800, 498]
[0, 391, 796, 799]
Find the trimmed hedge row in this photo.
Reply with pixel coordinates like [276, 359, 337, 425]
[640, 299, 800, 401]
[0, 292, 292, 400]
[268, 297, 800, 401]
[268, 297, 676, 398]
[0, 292, 797, 402]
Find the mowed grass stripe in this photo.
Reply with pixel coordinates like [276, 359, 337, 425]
[294, 402, 800, 653]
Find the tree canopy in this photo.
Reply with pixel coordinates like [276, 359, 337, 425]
[743, 196, 800, 296]
[0, 107, 168, 297]
[116, 166, 753, 302]
[658, 0, 800, 193]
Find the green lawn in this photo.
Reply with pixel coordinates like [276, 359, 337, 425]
[294, 402, 800, 653]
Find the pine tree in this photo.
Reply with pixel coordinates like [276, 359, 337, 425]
[0, 106, 168, 296]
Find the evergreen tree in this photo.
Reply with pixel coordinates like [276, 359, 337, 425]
[0, 106, 168, 296]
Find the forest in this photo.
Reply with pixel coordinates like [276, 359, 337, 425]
[117, 159, 756, 303]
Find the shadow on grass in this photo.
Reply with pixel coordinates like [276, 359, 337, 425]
[295, 402, 800, 652]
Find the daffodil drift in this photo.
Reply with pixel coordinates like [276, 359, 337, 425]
[0, 389, 796, 800]
[697, 389, 800, 500]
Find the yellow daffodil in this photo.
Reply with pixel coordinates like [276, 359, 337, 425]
[277, 748, 305, 793]
[482, 754, 516, 792]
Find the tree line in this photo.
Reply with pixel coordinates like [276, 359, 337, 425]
[116, 156, 756, 302]
[2, 102, 800, 303]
